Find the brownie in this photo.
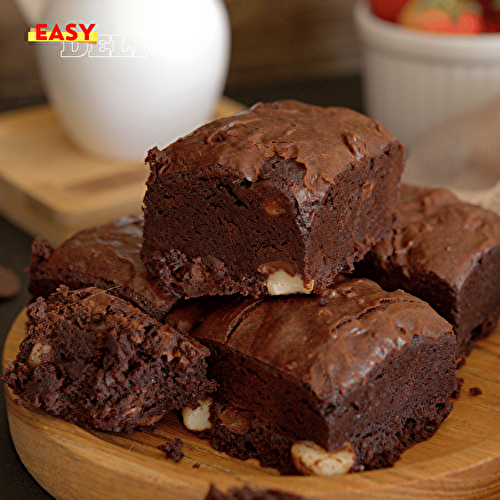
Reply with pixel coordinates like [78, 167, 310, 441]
[28, 215, 179, 321]
[141, 100, 405, 298]
[166, 275, 459, 475]
[2, 286, 216, 433]
[354, 184, 500, 356]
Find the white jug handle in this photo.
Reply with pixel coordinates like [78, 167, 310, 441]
[15, 0, 48, 25]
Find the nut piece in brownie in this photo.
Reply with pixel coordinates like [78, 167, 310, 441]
[141, 100, 405, 298]
[29, 215, 179, 321]
[354, 184, 500, 356]
[2, 286, 216, 433]
[166, 276, 459, 475]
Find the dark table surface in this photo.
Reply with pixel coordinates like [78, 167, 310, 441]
[0, 76, 363, 500]
[0, 218, 44, 499]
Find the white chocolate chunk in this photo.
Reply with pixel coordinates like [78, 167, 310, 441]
[182, 398, 213, 432]
[28, 342, 52, 368]
[266, 270, 313, 296]
[291, 440, 355, 476]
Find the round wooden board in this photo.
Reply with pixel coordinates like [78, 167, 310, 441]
[3, 310, 500, 500]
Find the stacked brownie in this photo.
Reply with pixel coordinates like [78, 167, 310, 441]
[142, 100, 405, 298]
[28, 214, 180, 322]
[5, 100, 500, 477]
[166, 278, 457, 474]
[355, 184, 500, 357]
[3, 286, 215, 433]
[4, 216, 216, 433]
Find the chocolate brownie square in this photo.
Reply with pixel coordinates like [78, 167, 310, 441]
[166, 276, 459, 475]
[2, 286, 215, 433]
[355, 184, 500, 356]
[28, 215, 179, 321]
[141, 100, 404, 298]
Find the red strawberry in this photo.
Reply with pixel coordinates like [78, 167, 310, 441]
[398, 0, 484, 33]
[370, 0, 410, 22]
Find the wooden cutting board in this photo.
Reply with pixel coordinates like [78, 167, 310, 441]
[0, 98, 246, 247]
[3, 309, 500, 500]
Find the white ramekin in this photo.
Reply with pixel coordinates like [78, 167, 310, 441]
[354, 0, 500, 147]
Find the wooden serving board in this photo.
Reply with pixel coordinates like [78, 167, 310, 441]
[3, 310, 500, 499]
[0, 98, 246, 247]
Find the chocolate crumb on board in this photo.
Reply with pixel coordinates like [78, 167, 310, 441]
[158, 438, 184, 463]
[193, 463, 200, 468]
[469, 387, 483, 396]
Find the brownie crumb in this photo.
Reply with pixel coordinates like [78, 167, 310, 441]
[158, 438, 184, 463]
[469, 387, 483, 396]
[193, 463, 200, 468]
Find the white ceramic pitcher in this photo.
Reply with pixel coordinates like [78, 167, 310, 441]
[16, 0, 231, 161]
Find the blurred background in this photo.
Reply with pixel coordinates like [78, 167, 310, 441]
[0, 0, 364, 113]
